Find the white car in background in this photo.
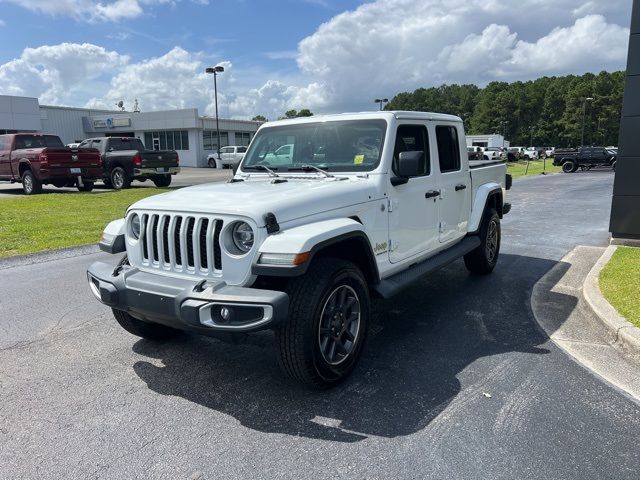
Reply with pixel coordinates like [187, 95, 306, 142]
[208, 146, 248, 168]
[483, 147, 503, 160]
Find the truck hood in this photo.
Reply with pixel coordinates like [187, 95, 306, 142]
[131, 176, 379, 224]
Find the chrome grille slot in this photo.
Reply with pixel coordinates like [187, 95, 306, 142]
[135, 212, 223, 276]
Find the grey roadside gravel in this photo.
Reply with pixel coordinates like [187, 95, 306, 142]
[0, 243, 100, 270]
[1, 169, 640, 479]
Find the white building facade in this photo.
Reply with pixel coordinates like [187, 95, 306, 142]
[1, 95, 261, 167]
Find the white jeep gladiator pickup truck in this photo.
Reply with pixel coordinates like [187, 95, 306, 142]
[87, 111, 511, 387]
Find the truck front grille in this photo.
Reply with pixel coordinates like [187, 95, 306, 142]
[139, 213, 223, 275]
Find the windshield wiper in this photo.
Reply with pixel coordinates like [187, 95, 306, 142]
[287, 164, 334, 177]
[243, 165, 280, 177]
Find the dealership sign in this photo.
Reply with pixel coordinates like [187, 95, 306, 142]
[93, 117, 132, 129]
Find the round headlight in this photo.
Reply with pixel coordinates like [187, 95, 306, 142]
[130, 213, 141, 240]
[232, 222, 254, 253]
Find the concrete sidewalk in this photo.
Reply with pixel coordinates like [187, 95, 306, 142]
[532, 245, 640, 401]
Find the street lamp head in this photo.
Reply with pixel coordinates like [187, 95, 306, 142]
[586, 97, 594, 101]
[206, 66, 225, 74]
[382, 98, 388, 102]
[374, 99, 382, 103]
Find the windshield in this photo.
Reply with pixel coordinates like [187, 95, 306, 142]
[241, 120, 387, 173]
[109, 138, 145, 151]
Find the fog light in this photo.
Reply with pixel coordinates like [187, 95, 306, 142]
[220, 306, 233, 323]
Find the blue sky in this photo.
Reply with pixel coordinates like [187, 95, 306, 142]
[0, 0, 633, 119]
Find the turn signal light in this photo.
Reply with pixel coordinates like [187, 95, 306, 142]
[132, 153, 142, 166]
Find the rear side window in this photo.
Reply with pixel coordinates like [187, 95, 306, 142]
[392, 124, 430, 176]
[436, 126, 461, 173]
[0, 136, 6, 150]
[108, 138, 144, 151]
[14, 135, 63, 149]
[238, 147, 247, 153]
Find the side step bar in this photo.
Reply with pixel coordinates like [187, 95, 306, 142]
[373, 236, 481, 299]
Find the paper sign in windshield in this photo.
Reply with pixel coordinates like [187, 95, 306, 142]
[354, 154, 365, 165]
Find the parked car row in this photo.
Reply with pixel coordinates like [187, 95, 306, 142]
[0, 133, 180, 195]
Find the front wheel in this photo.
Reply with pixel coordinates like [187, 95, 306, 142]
[152, 175, 172, 188]
[464, 208, 501, 275]
[208, 158, 219, 168]
[275, 258, 370, 388]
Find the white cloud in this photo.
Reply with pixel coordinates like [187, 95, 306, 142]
[0, 0, 632, 119]
[0, 19, 5, 27]
[1, 0, 178, 22]
[0, 43, 128, 104]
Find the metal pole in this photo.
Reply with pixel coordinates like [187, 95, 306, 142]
[581, 99, 587, 147]
[214, 72, 221, 160]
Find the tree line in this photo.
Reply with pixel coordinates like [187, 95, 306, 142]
[385, 71, 625, 147]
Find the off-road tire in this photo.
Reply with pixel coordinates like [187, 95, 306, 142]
[562, 160, 577, 173]
[77, 181, 94, 192]
[111, 255, 182, 340]
[464, 208, 501, 275]
[152, 175, 172, 188]
[275, 258, 370, 388]
[21, 169, 42, 195]
[110, 166, 131, 190]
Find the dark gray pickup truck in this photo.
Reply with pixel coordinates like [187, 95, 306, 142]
[79, 137, 180, 189]
[553, 146, 616, 173]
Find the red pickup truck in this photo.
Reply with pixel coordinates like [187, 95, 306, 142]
[0, 133, 103, 194]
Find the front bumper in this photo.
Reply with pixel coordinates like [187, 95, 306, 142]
[87, 261, 288, 334]
[134, 167, 180, 176]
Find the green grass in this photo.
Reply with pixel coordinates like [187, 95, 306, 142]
[600, 247, 640, 328]
[507, 160, 562, 178]
[0, 188, 169, 257]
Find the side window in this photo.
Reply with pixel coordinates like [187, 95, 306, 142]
[0, 137, 5, 151]
[78, 140, 90, 148]
[392, 124, 430, 176]
[436, 125, 461, 173]
[238, 147, 247, 153]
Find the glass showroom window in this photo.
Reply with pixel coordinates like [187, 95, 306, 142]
[203, 130, 229, 150]
[236, 132, 252, 146]
[143, 130, 189, 150]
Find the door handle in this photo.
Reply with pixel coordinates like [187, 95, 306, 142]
[455, 184, 467, 191]
[425, 190, 440, 199]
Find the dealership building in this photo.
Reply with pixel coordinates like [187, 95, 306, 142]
[0, 94, 261, 167]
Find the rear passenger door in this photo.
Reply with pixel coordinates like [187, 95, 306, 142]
[435, 124, 471, 244]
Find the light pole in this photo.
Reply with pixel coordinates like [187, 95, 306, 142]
[374, 98, 388, 111]
[500, 121, 507, 148]
[529, 126, 534, 148]
[581, 97, 593, 147]
[206, 65, 225, 160]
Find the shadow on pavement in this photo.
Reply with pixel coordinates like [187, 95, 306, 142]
[132, 254, 563, 442]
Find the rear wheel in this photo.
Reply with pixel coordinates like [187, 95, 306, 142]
[152, 175, 172, 188]
[77, 180, 94, 192]
[275, 258, 370, 387]
[562, 160, 577, 173]
[21, 169, 42, 195]
[464, 208, 500, 275]
[110, 166, 131, 190]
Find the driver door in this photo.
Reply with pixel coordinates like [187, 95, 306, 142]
[388, 123, 440, 263]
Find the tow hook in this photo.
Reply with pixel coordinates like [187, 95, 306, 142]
[193, 279, 208, 293]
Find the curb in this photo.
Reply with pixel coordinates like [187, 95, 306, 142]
[0, 243, 101, 270]
[583, 245, 640, 361]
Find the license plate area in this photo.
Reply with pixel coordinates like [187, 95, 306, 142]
[70, 168, 82, 174]
[157, 168, 167, 173]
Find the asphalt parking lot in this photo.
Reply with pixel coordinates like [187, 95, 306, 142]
[0, 166, 232, 198]
[1, 170, 639, 479]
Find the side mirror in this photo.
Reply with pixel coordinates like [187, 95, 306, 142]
[391, 151, 424, 186]
[107, 147, 114, 152]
